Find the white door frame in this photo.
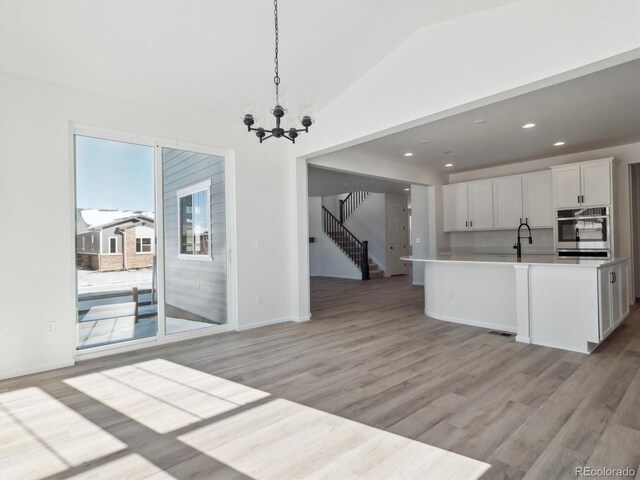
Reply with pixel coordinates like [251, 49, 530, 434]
[71, 124, 238, 361]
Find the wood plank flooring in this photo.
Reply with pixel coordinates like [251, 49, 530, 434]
[1, 275, 639, 479]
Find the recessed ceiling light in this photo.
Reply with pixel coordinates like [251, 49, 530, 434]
[404, 188, 410, 191]
[404, 152, 414, 157]
[554, 141, 566, 146]
[522, 123, 536, 129]
[444, 150, 453, 154]
[445, 163, 453, 167]
[420, 140, 430, 144]
[474, 119, 486, 124]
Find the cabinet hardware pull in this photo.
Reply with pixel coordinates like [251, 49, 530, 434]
[578, 195, 580, 203]
[519, 217, 522, 224]
[470, 220, 473, 227]
[465, 220, 468, 227]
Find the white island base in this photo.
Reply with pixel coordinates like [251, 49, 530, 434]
[403, 255, 631, 354]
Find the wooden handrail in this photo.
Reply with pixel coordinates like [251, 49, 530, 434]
[339, 191, 369, 223]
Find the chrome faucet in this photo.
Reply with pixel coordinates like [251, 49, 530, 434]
[513, 220, 533, 259]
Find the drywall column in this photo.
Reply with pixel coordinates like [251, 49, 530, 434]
[411, 185, 430, 285]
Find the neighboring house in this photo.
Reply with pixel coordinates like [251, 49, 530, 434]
[76, 209, 155, 271]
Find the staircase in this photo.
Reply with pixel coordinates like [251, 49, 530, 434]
[322, 205, 383, 280]
[340, 191, 369, 223]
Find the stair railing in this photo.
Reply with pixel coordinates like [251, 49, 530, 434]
[339, 191, 369, 223]
[322, 206, 369, 280]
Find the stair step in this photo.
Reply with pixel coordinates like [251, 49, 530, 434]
[369, 270, 384, 279]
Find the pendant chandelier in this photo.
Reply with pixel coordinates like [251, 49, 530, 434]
[243, 0, 313, 143]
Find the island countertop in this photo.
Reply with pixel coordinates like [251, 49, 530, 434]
[401, 254, 628, 268]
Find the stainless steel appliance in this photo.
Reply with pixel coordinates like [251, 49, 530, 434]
[555, 207, 610, 258]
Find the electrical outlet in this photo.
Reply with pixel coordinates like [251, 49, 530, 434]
[46, 322, 56, 334]
[415, 238, 421, 244]
[255, 238, 264, 248]
[257, 293, 264, 303]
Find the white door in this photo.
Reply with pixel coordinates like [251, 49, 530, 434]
[598, 266, 613, 339]
[443, 184, 469, 231]
[386, 195, 409, 276]
[581, 162, 611, 206]
[493, 176, 523, 229]
[553, 166, 581, 208]
[523, 171, 553, 228]
[468, 181, 493, 230]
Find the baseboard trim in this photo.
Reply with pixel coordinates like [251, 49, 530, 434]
[236, 316, 304, 331]
[412, 281, 424, 286]
[515, 335, 531, 344]
[0, 359, 75, 381]
[424, 309, 516, 333]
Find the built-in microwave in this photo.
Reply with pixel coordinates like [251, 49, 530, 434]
[555, 207, 610, 258]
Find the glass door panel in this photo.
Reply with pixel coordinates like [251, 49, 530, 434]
[162, 148, 227, 334]
[75, 135, 157, 349]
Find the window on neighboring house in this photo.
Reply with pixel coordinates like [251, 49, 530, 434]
[177, 181, 211, 258]
[109, 237, 117, 254]
[81, 237, 85, 250]
[136, 237, 152, 253]
[91, 236, 95, 249]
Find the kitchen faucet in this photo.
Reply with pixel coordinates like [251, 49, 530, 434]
[514, 220, 533, 259]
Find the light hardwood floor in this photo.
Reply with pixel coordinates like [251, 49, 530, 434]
[1, 275, 639, 480]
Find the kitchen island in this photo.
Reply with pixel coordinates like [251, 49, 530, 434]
[402, 254, 631, 353]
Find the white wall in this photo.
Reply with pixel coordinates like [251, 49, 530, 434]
[0, 71, 299, 379]
[449, 143, 640, 300]
[308, 197, 361, 280]
[296, 1, 640, 159]
[632, 165, 640, 298]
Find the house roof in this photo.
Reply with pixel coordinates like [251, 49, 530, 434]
[77, 209, 155, 232]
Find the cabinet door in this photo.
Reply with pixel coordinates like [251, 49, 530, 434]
[493, 176, 523, 229]
[598, 266, 613, 339]
[581, 162, 611, 206]
[611, 264, 622, 327]
[523, 171, 553, 228]
[468, 181, 493, 230]
[553, 166, 581, 208]
[443, 184, 468, 231]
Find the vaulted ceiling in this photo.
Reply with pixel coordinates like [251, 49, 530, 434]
[0, 0, 516, 119]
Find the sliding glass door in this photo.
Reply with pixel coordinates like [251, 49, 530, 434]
[75, 135, 157, 349]
[74, 130, 231, 354]
[162, 147, 227, 334]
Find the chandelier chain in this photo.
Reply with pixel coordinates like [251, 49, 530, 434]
[273, 0, 280, 103]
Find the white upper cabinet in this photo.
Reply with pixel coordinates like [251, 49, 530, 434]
[552, 158, 613, 208]
[493, 176, 523, 229]
[468, 181, 494, 230]
[581, 162, 611, 206]
[553, 165, 582, 208]
[523, 171, 553, 228]
[443, 183, 469, 231]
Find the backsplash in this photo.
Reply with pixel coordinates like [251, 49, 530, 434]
[449, 228, 554, 255]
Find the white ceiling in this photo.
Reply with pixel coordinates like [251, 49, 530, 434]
[341, 59, 640, 173]
[308, 166, 410, 197]
[0, 0, 514, 120]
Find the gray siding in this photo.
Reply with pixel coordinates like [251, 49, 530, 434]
[163, 148, 226, 324]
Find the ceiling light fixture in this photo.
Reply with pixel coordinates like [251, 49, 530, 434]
[404, 188, 410, 191]
[554, 141, 566, 146]
[445, 163, 454, 167]
[522, 123, 536, 129]
[404, 152, 414, 157]
[242, 0, 313, 143]
[420, 140, 430, 144]
[474, 119, 486, 124]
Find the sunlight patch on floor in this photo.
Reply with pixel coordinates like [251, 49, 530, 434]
[67, 453, 176, 479]
[64, 358, 269, 434]
[178, 396, 490, 479]
[0, 387, 126, 480]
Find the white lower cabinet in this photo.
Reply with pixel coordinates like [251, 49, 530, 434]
[598, 262, 628, 341]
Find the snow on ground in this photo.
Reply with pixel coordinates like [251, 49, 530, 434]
[77, 268, 153, 294]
